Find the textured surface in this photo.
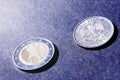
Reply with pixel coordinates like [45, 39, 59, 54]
[0, 0, 120, 80]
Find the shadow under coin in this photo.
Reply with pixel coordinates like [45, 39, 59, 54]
[82, 23, 118, 50]
[19, 44, 59, 73]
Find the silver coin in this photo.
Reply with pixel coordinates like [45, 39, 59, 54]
[73, 16, 114, 48]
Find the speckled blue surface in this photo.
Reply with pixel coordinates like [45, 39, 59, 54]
[0, 0, 120, 80]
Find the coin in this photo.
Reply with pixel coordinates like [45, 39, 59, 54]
[12, 38, 55, 70]
[73, 16, 114, 48]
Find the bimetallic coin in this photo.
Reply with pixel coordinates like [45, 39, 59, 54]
[12, 38, 55, 70]
[73, 16, 114, 48]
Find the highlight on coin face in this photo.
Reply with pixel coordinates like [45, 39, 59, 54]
[12, 38, 54, 70]
[19, 42, 49, 65]
[73, 16, 114, 48]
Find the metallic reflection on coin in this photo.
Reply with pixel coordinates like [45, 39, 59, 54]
[19, 42, 49, 65]
[73, 16, 114, 48]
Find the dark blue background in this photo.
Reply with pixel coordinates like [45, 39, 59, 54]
[0, 0, 120, 80]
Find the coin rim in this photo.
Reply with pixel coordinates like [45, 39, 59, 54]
[73, 16, 114, 48]
[12, 38, 55, 70]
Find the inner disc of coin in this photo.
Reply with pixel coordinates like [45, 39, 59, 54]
[19, 42, 49, 65]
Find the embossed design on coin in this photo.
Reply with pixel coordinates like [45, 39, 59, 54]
[19, 42, 49, 65]
[73, 16, 114, 48]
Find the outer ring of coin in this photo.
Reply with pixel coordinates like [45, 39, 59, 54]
[12, 38, 55, 70]
[73, 16, 114, 48]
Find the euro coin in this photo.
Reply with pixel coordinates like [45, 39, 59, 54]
[12, 38, 54, 70]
